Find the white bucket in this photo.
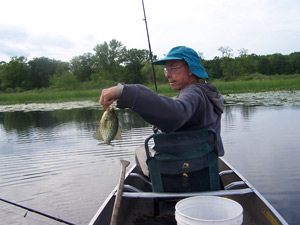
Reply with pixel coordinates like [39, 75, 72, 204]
[175, 196, 243, 225]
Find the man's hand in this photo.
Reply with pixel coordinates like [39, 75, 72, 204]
[99, 86, 118, 109]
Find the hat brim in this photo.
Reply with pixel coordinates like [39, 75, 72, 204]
[152, 56, 183, 65]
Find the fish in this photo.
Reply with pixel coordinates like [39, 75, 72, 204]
[93, 107, 121, 144]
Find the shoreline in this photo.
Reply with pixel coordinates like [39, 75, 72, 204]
[1, 90, 299, 113]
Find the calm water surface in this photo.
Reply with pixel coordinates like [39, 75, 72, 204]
[0, 104, 299, 225]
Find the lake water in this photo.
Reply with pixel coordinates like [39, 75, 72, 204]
[0, 92, 300, 225]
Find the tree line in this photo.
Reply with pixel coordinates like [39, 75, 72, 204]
[0, 40, 299, 93]
[204, 46, 300, 81]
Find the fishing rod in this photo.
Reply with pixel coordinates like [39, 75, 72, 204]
[141, 0, 158, 93]
[0, 198, 75, 225]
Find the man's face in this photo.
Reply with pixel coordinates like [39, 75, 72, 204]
[164, 60, 192, 90]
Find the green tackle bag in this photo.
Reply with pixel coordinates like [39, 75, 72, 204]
[145, 128, 220, 193]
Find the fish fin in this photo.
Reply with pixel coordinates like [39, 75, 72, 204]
[114, 126, 122, 140]
[93, 126, 103, 141]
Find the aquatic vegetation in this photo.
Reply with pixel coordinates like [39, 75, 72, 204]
[224, 90, 300, 106]
[1, 91, 299, 113]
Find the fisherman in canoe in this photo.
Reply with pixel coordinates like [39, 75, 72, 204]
[99, 46, 224, 177]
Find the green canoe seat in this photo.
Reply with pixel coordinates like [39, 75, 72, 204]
[145, 128, 220, 193]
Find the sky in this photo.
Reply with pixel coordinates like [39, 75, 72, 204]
[0, 0, 300, 62]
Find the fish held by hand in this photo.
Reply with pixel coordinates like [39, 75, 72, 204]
[93, 107, 121, 144]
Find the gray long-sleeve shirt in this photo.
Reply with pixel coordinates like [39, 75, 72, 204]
[117, 82, 224, 156]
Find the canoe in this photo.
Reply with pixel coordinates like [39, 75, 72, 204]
[89, 157, 288, 225]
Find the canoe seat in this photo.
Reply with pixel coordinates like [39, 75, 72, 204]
[144, 128, 220, 193]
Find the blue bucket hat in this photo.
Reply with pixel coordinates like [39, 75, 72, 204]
[152, 46, 209, 79]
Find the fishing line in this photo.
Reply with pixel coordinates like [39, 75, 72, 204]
[0, 207, 59, 225]
[0, 198, 75, 225]
[141, 0, 158, 93]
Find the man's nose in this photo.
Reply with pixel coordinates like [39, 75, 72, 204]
[165, 71, 171, 78]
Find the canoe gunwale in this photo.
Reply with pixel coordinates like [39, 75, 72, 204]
[121, 187, 253, 198]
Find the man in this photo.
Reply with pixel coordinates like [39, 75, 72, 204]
[99, 46, 224, 176]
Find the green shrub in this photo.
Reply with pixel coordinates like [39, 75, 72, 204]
[50, 72, 79, 90]
[238, 73, 271, 81]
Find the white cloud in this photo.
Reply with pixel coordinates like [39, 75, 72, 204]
[0, 0, 299, 62]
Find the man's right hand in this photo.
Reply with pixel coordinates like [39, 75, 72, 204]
[99, 86, 118, 109]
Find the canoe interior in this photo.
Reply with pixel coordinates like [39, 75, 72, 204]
[90, 158, 287, 225]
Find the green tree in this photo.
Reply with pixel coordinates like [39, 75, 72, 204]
[202, 57, 223, 79]
[50, 71, 79, 90]
[235, 54, 258, 75]
[93, 39, 126, 81]
[0, 61, 5, 89]
[220, 57, 242, 80]
[217, 46, 241, 80]
[54, 60, 70, 75]
[268, 53, 288, 75]
[257, 56, 271, 75]
[141, 62, 166, 84]
[0, 56, 32, 91]
[289, 52, 300, 74]
[70, 53, 94, 82]
[120, 48, 149, 83]
[28, 57, 59, 88]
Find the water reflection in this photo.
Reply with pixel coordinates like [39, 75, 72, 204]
[221, 106, 300, 225]
[0, 109, 149, 132]
[0, 108, 154, 224]
[0, 106, 299, 224]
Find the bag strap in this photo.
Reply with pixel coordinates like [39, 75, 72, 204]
[208, 152, 220, 190]
[146, 157, 164, 192]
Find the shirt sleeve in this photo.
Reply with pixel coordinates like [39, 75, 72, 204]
[116, 84, 205, 132]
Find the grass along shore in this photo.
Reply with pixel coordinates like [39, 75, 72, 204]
[1, 76, 300, 105]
